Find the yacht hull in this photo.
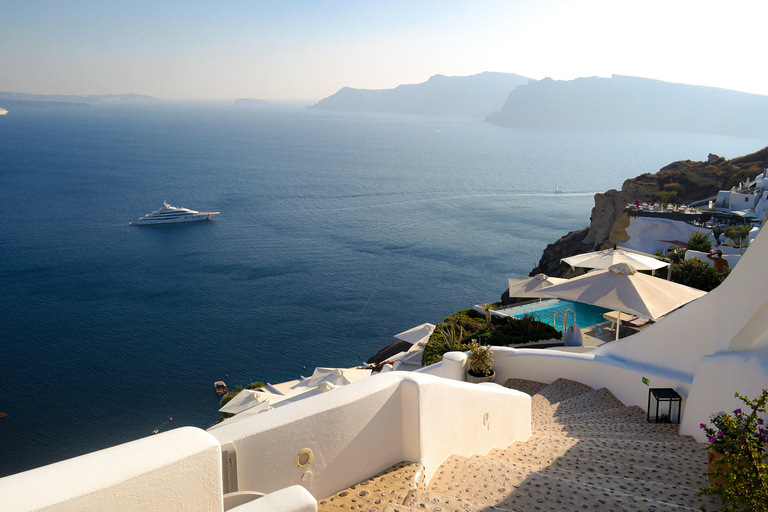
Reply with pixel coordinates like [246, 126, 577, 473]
[130, 213, 218, 226]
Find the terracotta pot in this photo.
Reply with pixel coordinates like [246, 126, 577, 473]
[467, 371, 495, 384]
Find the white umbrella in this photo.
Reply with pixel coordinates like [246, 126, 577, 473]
[394, 323, 436, 344]
[218, 389, 272, 415]
[507, 274, 568, 298]
[305, 367, 372, 388]
[562, 248, 668, 272]
[538, 263, 706, 340]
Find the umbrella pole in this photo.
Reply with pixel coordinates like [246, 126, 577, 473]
[615, 311, 621, 341]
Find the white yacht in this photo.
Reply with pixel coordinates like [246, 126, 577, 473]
[129, 202, 219, 226]
[0, 108, 8, 115]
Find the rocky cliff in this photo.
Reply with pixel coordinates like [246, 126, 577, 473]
[525, 146, 768, 282]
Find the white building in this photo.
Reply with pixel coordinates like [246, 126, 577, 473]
[715, 167, 768, 219]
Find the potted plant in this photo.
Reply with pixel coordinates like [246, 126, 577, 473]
[698, 389, 768, 511]
[467, 339, 494, 383]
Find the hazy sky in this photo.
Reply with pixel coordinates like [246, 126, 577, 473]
[3, 0, 766, 101]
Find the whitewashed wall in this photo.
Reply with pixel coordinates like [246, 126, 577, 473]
[208, 372, 530, 501]
[492, 347, 691, 412]
[0, 427, 223, 512]
[681, 350, 768, 441]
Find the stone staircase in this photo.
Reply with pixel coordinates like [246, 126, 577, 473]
[318, 378, 720, 512]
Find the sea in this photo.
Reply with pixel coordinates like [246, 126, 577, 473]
[0, 102, 764, 477]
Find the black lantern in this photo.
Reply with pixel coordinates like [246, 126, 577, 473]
[647, 388, 682, 424]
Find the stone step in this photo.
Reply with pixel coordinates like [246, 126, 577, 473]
[541, 412, 691, 432]
[318, 461, 424, 512]
[428, 455, 716, 511]
[533, 388, 627, 425]
[522, 432, 706, 457]
[535, 378, 596, 405]
[486, 451, 708, 492]
[468, 453, 706, 503]
[502, 378, 549, 396]
[399, 489, 514, 512]
[500, 435, 707, 474]
[554, 404, 648, 422]
[532, 421, 686, 443]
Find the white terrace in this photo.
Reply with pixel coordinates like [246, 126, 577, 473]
[3, 227, 768, 511]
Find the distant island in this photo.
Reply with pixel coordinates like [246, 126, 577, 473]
[0, 92, 159, 109]
[311, 72, 530, 118]
[234, 98, 270, 106]
[486, 75, 768, 136]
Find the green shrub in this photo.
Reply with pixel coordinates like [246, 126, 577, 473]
[421, 322, 469, 367]
[421, 309, 562, 366]
[219, 391, 237, 408]
[670, 258, 727, 292]
[443, 309, 487, 332]
[247, 382, 265, 390]
[698, 390, 768, 511]
[479, 314, 562, 346]
[421, 334, 468, 367]
[687, 231, 712, 252]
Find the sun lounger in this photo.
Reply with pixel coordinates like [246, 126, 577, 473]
[603, 311, 654, 335]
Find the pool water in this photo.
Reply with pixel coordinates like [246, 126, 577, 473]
[497, 300, 611, 330]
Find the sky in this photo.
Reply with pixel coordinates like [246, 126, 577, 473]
[3, 0, 767, 101]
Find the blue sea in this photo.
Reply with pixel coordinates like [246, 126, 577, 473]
[0, 103, 763, 477]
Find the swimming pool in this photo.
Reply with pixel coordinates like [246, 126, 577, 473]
[497, 299, 611, 330]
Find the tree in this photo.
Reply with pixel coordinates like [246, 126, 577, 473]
[480, 303, 494, 329]
[655, 190, 677, 208]
[724, 224, 750, 247]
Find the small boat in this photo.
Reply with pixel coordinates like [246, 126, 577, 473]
[214, 381, 228, 395]
[555, 183, 563, 194]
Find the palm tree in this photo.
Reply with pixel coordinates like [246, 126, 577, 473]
[480, 303, 494, 330]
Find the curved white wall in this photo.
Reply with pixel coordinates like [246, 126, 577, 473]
[0, 427, 223, 512]
[680, 351, 768, 441]
[492, 347, 691, 411]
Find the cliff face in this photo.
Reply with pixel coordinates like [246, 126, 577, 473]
[526, 147, 768, 280]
